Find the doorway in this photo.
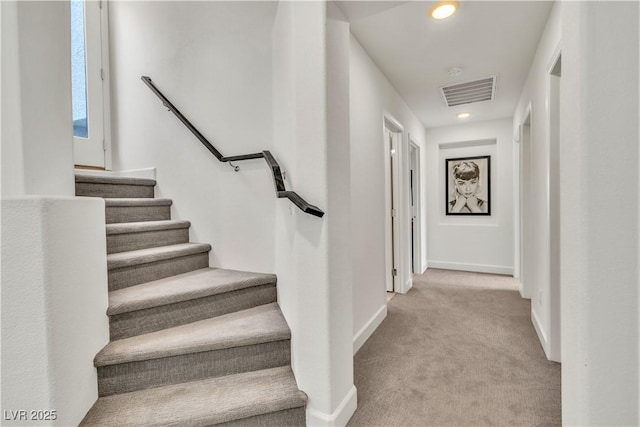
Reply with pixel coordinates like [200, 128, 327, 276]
[409, 139, 421, 274]
[384, 116, 403, 293]
[71, 0, 110, 168]
[519, 107, 533, 299]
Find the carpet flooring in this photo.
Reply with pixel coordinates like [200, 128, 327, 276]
[348, 268, 561, 427]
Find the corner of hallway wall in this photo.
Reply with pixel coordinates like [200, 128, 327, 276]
[511, 0, 562, 360]
[424, 118, 514, 275]
[560, 1, 639, 425]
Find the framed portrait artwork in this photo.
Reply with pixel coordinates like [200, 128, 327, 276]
[445, 155, 491, 215]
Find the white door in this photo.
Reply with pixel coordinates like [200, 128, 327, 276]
[71, 0, 105, 168]
[385, 128, 400, 292]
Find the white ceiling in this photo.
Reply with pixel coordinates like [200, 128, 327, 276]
[336, 1, 554, 128]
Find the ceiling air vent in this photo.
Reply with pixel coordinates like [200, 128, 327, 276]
[440, 76, 497, 107]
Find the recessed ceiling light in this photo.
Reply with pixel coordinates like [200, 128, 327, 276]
[457, 112, 471, 119]
[430, 1, 459, 20]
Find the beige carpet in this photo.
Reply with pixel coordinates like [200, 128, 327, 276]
[348, 268, 561, 427]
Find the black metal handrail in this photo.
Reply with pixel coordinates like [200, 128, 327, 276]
[141, 76, 324, 218]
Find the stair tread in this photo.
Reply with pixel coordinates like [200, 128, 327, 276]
[81, 366, 307, 426]
[106, 220, 190, 235]
[105, 198, 172, 207]
[75, 174, 156, 186]
[95, 302, 289, 367]
[108, 268, 276, 316]
[107, 243, 211, 270]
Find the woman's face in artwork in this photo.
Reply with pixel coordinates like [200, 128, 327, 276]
[455, 177, 479, 198]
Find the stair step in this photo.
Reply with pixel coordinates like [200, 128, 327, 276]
[95, 303, 291, 395]
[76, 174, 156, 199]
[105, 198, 172, 224]
[108, 243, 210, 291]
[108, 268, 278, 339]
[106, 220, 191, 254]
[81, 366, 307, 426]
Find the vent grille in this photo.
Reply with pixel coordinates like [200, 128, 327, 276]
[440, 76, 497, 107]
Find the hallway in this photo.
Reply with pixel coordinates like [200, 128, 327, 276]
[348, 269, 561, 426]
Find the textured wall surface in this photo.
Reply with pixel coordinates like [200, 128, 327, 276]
[1, 198, 109, 426]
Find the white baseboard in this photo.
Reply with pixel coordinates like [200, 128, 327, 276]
[396, 278, 413, 294]
[427, 260, 513, 276]
[74, 167, 156, 180]
[353, 304, 387, 355]
[306, 385, 358, 427]
[531, 307, 549, 357]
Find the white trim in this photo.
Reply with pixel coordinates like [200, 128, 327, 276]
[306, 386, 358, 427]
[73, 167, 157, 180]
[400, 278, 413, 294]
[513, 130, 521, 280]
[438, 138, 497, 149]
[353, 304, 387, 355]
[546, 43, 563, 364]
[100, 0, 113, 170]
[383, 112, 404, 133]
[531, 307, 549, 357]
[383, 112, 404, 294]
[408, 137, 422, 277]
[517, 102, 533, 297]
[427, 261, 513, 276]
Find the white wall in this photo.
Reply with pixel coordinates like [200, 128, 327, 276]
[512, 3, 561, 359]
[349, 34, 427, 351]
[1, 1, 25, 195]
[109, 1, 277, 273]
[0, 4, 113, 423]
[560, 2, 639, 425]
[425, 118, 514, 275]
[272, 2, 355, 425]
[1, 1, 75, 197]
[1, 198, 110, 426]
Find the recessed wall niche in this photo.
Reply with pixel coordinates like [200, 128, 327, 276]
[438, 138, 497, 225]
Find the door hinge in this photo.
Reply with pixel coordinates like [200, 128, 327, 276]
[391, 208, 397, 217]
[99, 0, 103, 10]
[100, 68, 105, 81]
[102, 139, 107, 151]
[392, 268, 398, 277]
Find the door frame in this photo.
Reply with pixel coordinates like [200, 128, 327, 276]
[517, 102, 533, 300]
[547, 47, 562, 363]
[72, 0, 112, 169]
[100, 0, 113, 170]
[383, 114, 403, 293]
[409, 137, 422, 274]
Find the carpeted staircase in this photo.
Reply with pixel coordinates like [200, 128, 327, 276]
[76, 173, 307, 426]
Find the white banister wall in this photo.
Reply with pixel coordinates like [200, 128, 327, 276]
[1, 198, 110, 426]
[1, 3, 110, 424]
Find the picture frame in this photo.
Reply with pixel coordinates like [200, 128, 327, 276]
[445, 155, 491, 216]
